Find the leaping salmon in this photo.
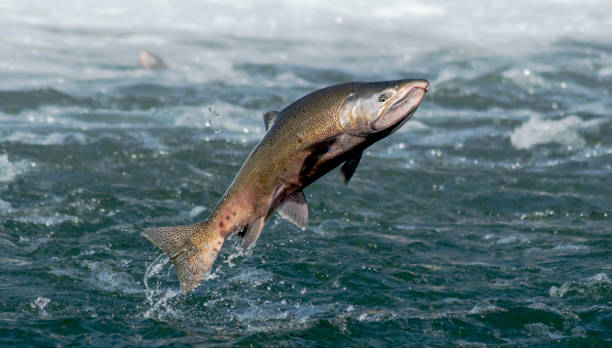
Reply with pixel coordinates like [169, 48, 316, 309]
[139, 50, 166, 69]
[144, 79, 430, 293]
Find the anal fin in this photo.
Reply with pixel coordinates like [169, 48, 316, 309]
[278, 191, 308, 230]
[242, 217, 265, 249]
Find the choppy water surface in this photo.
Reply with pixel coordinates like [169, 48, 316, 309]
[1, 1, 611, 346]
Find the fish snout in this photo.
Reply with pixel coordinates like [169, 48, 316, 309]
[399, 79, 429, 95]
[413, 79, 430, 92]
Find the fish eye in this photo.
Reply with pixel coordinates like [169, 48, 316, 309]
[378, 93, 390, 103]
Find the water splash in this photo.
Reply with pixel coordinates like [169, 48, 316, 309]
[30, 296, 51, 316]
[0, 153, 29, 182]
[142, 254, 181, 320]
[549, 273, 611, 298]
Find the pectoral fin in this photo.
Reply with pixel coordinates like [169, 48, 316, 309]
[278, 191, 308, 230]
[263, 111, 279, 131]
[241, 217, 265, 249]
[340, 150, 363, 184]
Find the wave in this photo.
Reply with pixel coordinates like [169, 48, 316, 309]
[30, 296, 51, 316]
[18, 213, 80, 226]
[1, 131, 86, 145]
[0, 199, 12, 213]
[549, 273, 611, 298]
[0, 153, 29, 182]
[510, 115, 600, 150]
[0, 88, 79, 114]
[0, 85, 209, 114]
[233, 63, 354, 86]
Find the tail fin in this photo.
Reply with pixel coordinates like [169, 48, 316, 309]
[143, 222, 222, 293]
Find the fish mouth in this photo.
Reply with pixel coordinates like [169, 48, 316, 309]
[372, 80, 429, 131]
[390, 83, 428, 110]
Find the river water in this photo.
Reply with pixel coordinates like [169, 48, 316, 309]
[1, 0, 611, 346]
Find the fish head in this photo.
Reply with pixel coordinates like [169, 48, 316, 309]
[339, 79, 429, 136]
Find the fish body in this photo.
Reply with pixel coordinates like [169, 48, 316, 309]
[139, 50, 166, 69]
[144, 79, 429, 292]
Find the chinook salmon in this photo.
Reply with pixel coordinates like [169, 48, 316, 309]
[144, 79, 430, 293]
[139, 50, 166, 69]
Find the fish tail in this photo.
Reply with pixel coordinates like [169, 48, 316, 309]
[143, 221, 224, 293]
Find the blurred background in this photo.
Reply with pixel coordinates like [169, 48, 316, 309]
[0, 0, 611, 346]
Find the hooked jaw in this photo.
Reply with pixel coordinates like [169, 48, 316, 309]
[371, 79, 429, 131]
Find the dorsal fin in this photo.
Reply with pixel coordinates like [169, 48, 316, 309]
[278, 191, 308, 230]
[263, 111, 279, 130]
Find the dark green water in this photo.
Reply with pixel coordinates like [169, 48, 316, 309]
[1, 1, 611, 346]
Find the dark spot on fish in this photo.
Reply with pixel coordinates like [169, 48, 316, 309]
[233, 212, 236, 216]
[226, 215, 230, 220]
[219, 222, 224, 227]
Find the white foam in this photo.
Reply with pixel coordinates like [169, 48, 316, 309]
[188, 205, 207, 218]
[143, 254, 182, 320]
[373, 3, 444, 18]
[20, 213, 80, 226]
[551, 244, 589, 251]
[549, 273, 610, 298]
[3, 1, 609, 54]
[356, 309, 398, 322]
[510, 115, 586, 150]
[1, 0, 610, 92]
[228, 268, 273, 285]
[3, 131, 86, 145]
[82, 260, 140, 294]
[468, 302, 504, 315]
[497, 235, 530, 245]
[600, 68, 612, 76]
[30, 296, 51, 316]
[236, 302, 328, 332]
[0, 153, 29, 182]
